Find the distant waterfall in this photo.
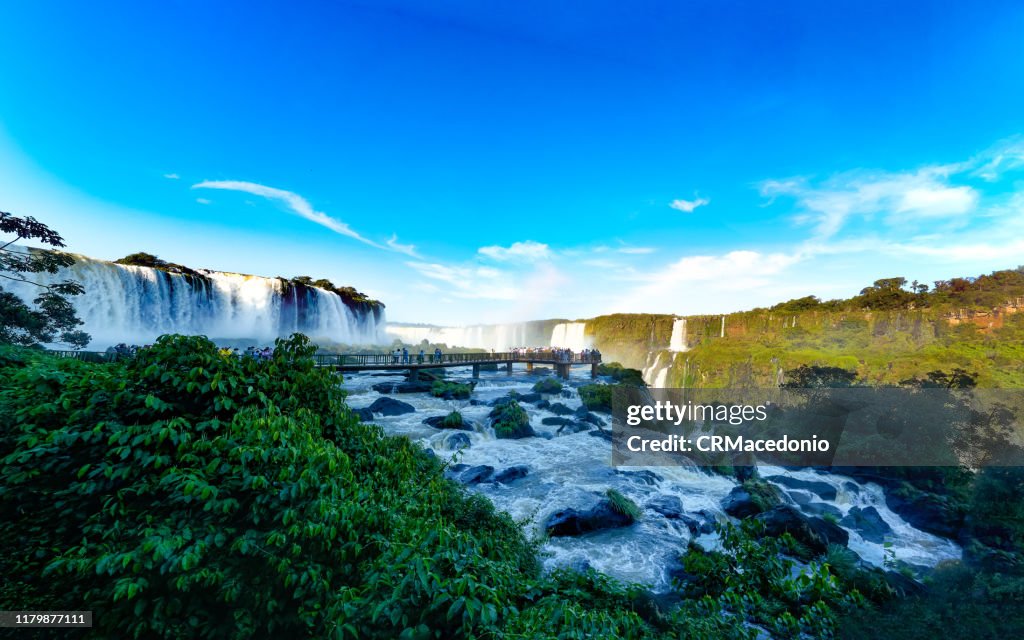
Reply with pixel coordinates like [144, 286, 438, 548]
[3, 251, 386, 348]
[549, 322, 589, 350]
[642, 352, 673, 387]
[668, 318, 688, 352]
[386, 320, 590, 352]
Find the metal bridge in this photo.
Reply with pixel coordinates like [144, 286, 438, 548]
[313, 351, 602, 379]
[47, 349, 603, 379]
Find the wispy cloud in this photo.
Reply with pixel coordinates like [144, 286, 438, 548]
[195, 197, 211, 205]
[669, 196, 709, 213]
[617, 246, 656, 255]
[386, 234, 418, 257]
[163, 173, 180, 180]
[192, 179, 386, 249]
[478, 240, 552, 262]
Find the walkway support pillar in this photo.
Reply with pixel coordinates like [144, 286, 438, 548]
[556, 363, 570, 379]
[591, 362, 599, 379]
[526, 362, 533, 373]
[505, 361, 513, 375]
[409, 368, 419, 382]
[472, 364, 480, 378]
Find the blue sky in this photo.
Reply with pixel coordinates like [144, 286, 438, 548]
[2, 1, 1024, 325]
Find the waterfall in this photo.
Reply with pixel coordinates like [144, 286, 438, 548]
[549, 322, 589, 350]
[669, 318, 688, 352]
[3, 250, 386, 348]
[386, 320, 588, 351]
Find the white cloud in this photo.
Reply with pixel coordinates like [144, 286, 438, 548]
[669, 197, 709, 213]
[386, 234, 418, 257]
[192, 179, 386, 249]
[617, 246, 656, 254]
[195, 197, 211, 205]
[163, 173, 180, 180]
[478, 240, 552, 262]
[761, 169, 979, 239]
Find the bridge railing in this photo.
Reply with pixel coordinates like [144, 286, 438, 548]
[313, 351, 602, 368]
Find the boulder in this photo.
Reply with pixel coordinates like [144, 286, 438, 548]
[646, 495, 684, 519]
[802, 502, 843, 520]
[615, 469, 663, 485]
[456, 465, 494, 485]
[556, 422, 592, 435]
[885, 490, 963, 539]
[493, 465, 529, 484]
[840, 506, 892, 543]
[535, 399, 551, 410]
[546, 499, 635, 536]
[372, 381, 432, 394]
[721, 487, 761, 519]
[547, 402, 575, 416]
[441, 432, 472, 450]
[517, 392, 543, 404]
[368, 397, 416, 416]
[588, 429, 613, 442]
[541, 416, 575, 426]
[754, 506, 849, 554]
[423, 415, 472, 430]
[354, 407, 374, 422]
[765, 475, 838, 501]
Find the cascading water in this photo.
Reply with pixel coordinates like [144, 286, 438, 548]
[549, 322, 589, 350]
[669, 318, 688, 352]
[3, 250, 386, 348]
[386, 320, 591, 352]
[340, 366, 961, 591]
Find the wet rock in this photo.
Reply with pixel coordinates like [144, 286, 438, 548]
[442, 432, 472, 450]
[545, 499, 635, 536]
[372, 381, 432, 394]
[840, 506, 892, 543]
[457, 465, 494, 485]
[588, 429, 613, 442]
[694, 510, 719, 534]
[885, 490, 963, 539]
[354, 407, 374, 422]
[883, 570, 925, 596]
[842, 481, 861, 494]
[541, 416, 575, 426]
[616, 470, 663, 485]
[493, 465, 529, 484]
[548, 402, 575, 415]
[721, 487, 761, 519]
[765, 475, 838, 501]
[647, 495, 684, 519]
[754, 505, 849, 554]
[423, 415, 472, 430]
[368, 397, 416, 416]
[517, 392, 543, 404]
[535, 399, 550, 409]
[802, 502, 843, 520]
[556, 422, 592, 435]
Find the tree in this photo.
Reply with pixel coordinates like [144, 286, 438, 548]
[0, 211, 90, 348]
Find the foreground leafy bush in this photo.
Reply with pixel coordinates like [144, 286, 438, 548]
[0, 335, 539, 638]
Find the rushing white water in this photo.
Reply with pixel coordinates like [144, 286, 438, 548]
[386, 321, 591, 351]
[3, 250, 386, 348]
[642, 351, 675, 387]
[549, 322, 590, 350]
[341, 367, 961, 591]
[669, 318, 688, 352]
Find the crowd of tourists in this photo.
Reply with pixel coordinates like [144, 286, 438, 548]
[508, 347, 601, 362]
[391, 347, 443, 364]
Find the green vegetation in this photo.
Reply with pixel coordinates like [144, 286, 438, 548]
[441, 410, 465, 429]
[430, 380, 473, 399]
[0, 211, 90, 348]
[283, 275, 384, 313]
[114, 252, 210, 286]
[488, 398, 534, 439]
[531, 377, 563, 394]
[597, 361, 647, 386]
[742, 480, 783, 513]
[605, 489, 642, 520]
[579, 383, 613, 412]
